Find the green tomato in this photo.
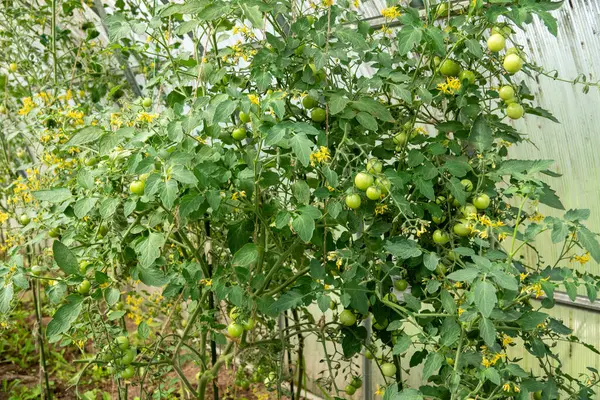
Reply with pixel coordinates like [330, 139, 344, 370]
[393, 132, 408, 147]
[375, 177, 391, 194]
[351, 377, 362, 389]
[116, 335, 130, 351]
[98, 224, 109, 236]
[433, 230, 450, 245]
[487, 33, 506, 52]
[130, 180, 145, 196]
[9, 63, 17, 72]
[434, 2, 448, 17]
[381, 362, 397, 377]
[458, 70, 476, 84]
[311, 107, 326, 122]
[507, 103, 524, 119]
[435, 196, 446, 205]
[354, 172, 374, 191]
[232, 127, 247, 140]
[432, 215, 446, 224]
[48, 227, 61, 238]
[142, 97, 152, 108]
[227, 322, 244, 338]
[460, 203, 477, 218]
[533, 391, 542, 400]
[366, 159, 383, 174]
[460, 179, 474, 192]
[499, 85, 515, 101]
[373, 318, 388, 330]
[306, 15, 315, 25]
[302, 96, 317, 109]
[19, 214, 31, 225]
[84, 157, 98, 166]
[339, 309, 357, 326]
[473, 193, 491, 210]
[345, 384, 357, 395]
[242, 318, 255, 331]
[364, 349, 374, 359]
[77, 279, 91, 295]
[31, 265, 45, 276]
[120, 365, 135, 379]
[229, 307, 240, 320]
[345, 194, 361, 209]
[394, 279, 408, 291]
[239, 111, 251, 123]
[439, 59, 461, 77]
[366, 186, 382, 201]
[120, 348, 136, 365]
[453, 221, 471, 237]
[503, 54, 523, 74]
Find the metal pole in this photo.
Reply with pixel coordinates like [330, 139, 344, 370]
[362, 316, 372, 400]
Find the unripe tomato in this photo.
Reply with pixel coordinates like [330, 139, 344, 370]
[487, 33, 505, 52]
[130, 180, 145, 196]
[227, 322, 244, 338]
[435, 2, 448, 17]
[48, 227, 61, 238]
[77, 279, 91, 295]
[239, 111, 251, 123]
[364, 349, 374, 359]
[84, 157, 98, 166]
[120, 348, 136, 365]
[351, 377, 363, 389]
[506, 103, 524, 119]
[116, 335, 130, 351]
[453, 221, 471, 237]
[394, 279, 408, 291]
[232, 127, 247, 141]
[533, 391, 542, 400]
[393, 132, 408, 147]
[311, 107, 326, 122]
[433, 230, 450, 245]
[503, 54, 523, 74]
[0, 105, 6, 114]
[473, 193, 491, 209]
[302, 96, 317, 109]
[506, 46, 520, 56]
[366, 186, 382, 200]
[447, 250, 458, 261]
[339, 309, 356, 326]
[499, 85, 515, 101]
[439, 59, 461, 77]
[458, 70, 475, 84]
[242, 318, 255, 331]
[432, 215, 446, 224]
[31, 265, 45, 276]
[373, 318, 388, 330]
[354, 172, 374, 191]
[435, 196, 446, 204]
[345, 194, 361, 209]
[375, 177, 391, 194]
[98, 224, 109, 236]
[19, 214, 31, 225]
[120, 365, 135, 379]
[142, 97, 152, 108]
[366, 159, 383, 174]
[345, 384, 357, 395]
[381, 362, 397, 377]
[229, 307, 240, 320]
[460, 179, 474, 192]
[9, 63, 17, 72]
[460, 203, 477, 218]
[306, 15, 315, 25]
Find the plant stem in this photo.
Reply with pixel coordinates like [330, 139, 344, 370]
[32, 278, 52, 400]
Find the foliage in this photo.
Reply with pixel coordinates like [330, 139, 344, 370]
[1, 0, 600, 399]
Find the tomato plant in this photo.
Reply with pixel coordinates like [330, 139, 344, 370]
[2, 0, 600, 399]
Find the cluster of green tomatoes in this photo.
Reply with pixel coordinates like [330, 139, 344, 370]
[346, 159, 392, 210]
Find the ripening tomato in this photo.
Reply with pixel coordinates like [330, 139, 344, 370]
[503, 54, 523, 74]
[499, 85, 515, 101]
[239, 111, 251, 123]
[366, 158, 383, 174]
[439, 59, 461, 77]
[366, 186, 382, 200]
[302, 96, 317, 109]
[364, 349, 374, 359]
[487, 33, 506, 52]
[339, 309, 357, 326]
[433, 230, 450, 245]
[311, 107, 326, 122]
[432, 215, 446, 224]
[381, 363, 397, 377]
[232, 127, 247, 140]
[473, 193, 491, 209]
[345, 194, 361, 209]
[354, 172, 374, 191]
[48, 227, 61, 238]
[228, 323, 244, 338]
[506, 103, 524, 119]
[130, 180, 145, 196]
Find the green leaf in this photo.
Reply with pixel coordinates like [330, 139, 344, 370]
[424, 27, 445, 55]
[74, 197, 98, 219]
[440, 318, 460, 347]
[0, 283, 13, 313]
[564, 209, 590, 222]
[292, 213, 315, 242]
[469, 115, 493, 152]
[491, 270, 518, 291]
[171, 165, 198, 185]
[269, 291, 304, 314]
[537, 10, 558, 36]
[415, 178, 435, 200]
[446, 268, 479, 283]
[232, 243, 259, 267]
[317, 295, 332, 312]
[136, 232, 165, 268]
[53, 241, 79, 275]
[446, 177, 468, 206]
[351, 98, 394, 122]
[564, 281, 577, 301]
[137, 321, 150, 339]
[423, 252, 439, 271]
[356, 112, 378, 131]
[32, 188, 72, 203]
[465, 38, 483, 58]
[289, 133, 314, 167]
[422, 352, 444, 381]
[443, 159, 472, 177]
[385, 239, 422, 259]
[253, 70, 273, 92]
[539, 182, 564, 210]
[335, 27, 369, 51]
[474, 280, 497, 317]
[517, 311, 548, 330]
[397, 26, 422, 55]
[77, 169, 94, 190]
[392, 333, 412, 355]
[483, 367, 501, 385]
[65, 126, 104, 147]
[329, 94, 349, 115]
[105, 287, 120, 306]
[240, 4, 264, 29]
[46, 295, 83, 339]
[292, 180, 311, 205]
[479, 317, 496, 347]
[577, 226, 600, 262]
[160, 179, 178, 209]
[99, 198, 120, 219]
[213, 100, 237, 124]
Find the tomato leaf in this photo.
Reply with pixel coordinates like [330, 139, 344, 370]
[52, 241, 79, 275]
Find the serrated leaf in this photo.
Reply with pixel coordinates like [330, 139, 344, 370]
[577, 225, 600, 263]
[423, 252, 439, 271]
[65, 126, 104, 147]
[422, 352, 444, 381]
[397, 26, 422, 55]
[46, 295, 83, 339]
[393, 333, 412, 355]
[74, 197, 98, 219]
[53, 241, 79, 275]
[160, 179, 178, 209]
[100, 198, 120, 219]
[240, 3, 264, 28]
[77, 169, 94, 189]
[0, 284, 14, 313]
[329, 94, 349, 115]
[292, 213, 314, 242]
[443, 159, 472, 177]
[292, 180, 311, 205]
[491, 270, 518, 291]
[479, 317, 496, 347]
[269, 291, 304, 313]
[213, 100, 237, 124]
[446, 177, 467, 206]
[446, 268, 479, 283]
[469, 115, 493, 152]
[136, 232, 165, 268]
[32, 188, 72, 203]
[474, 280, 496, 317]
[385, 239, 422, 259]
[356, 112, 378, 131]
[289, 133, 314, 167]
[317, 295, 332, 312]
[232, 243, 258, 267]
